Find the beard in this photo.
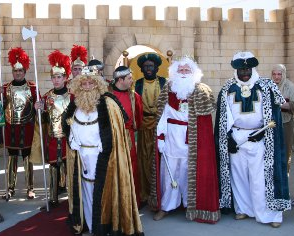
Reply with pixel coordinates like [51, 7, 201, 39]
[169, 72, 201, 100]
[74, 89, 101, 113]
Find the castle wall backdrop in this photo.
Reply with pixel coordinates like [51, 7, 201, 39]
[0, 0, 293, 97]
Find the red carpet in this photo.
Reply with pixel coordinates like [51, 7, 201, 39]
[0, 201, 73, 236]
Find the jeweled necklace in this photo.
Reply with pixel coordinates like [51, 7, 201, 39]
[241, 84, 251, 98]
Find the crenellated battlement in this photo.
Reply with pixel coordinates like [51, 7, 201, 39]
[0, 2, 294, 96]
[0, 3, 286, 22]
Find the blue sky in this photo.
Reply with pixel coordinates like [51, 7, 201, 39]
[2, 0, 279, 20]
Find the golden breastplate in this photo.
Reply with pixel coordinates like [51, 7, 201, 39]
[46, 91, 71, 138]
[5, 83, 34, 124]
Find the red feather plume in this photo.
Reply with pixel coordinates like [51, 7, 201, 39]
[70, 45, 87, 65]
[48, 50, 71, 79]
[63, 55, 71, 79]
[8, 47, 30, 70]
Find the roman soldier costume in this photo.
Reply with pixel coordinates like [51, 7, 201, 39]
[31, 50, 72, 207]
[2, 47, 37, 199]
[46, 50, 72, 206]
[70, 44, 87, 67]
[69, 44, 87, 81]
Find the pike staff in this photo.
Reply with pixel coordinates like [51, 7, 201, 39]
[0, 35, 9, 201]
[22, 26, 49, 212]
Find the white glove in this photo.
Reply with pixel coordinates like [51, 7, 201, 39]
[158, 139, 165, 153]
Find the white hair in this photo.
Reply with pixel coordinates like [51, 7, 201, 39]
[169, 57, 203, 82]
[169, 57, 203, 100]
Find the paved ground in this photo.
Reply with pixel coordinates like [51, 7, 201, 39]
[0, 151, 294, 235]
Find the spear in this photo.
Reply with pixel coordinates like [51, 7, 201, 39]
[22, 26, 49, 212]
[0, 35, 9, 201]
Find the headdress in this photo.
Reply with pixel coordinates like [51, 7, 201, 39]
[81, 66, 96, 76]
[88, 55, 104, 71]
[137, 53, 162, 68]
[231, 51, 259, 69]
[113, 66, 131, 80]
[272, 64, 286, 75]
[8, 47, 30, 70]
[48, 50, 71, 79]
[271, 64, 287, 86]
[70, 45, 87, 67]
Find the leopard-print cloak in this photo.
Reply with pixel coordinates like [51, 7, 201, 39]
[149, 82, 221, 223]
[215, 77, 291, 211]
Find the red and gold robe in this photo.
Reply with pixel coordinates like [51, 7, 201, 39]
[112, 87, 143, 207]
[149, 83, 220, 223]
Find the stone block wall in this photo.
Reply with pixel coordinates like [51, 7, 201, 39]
[0, 1, 293, 96]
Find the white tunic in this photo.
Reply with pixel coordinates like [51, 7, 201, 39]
[69, 108, 103, 232]
[227, 89, 282, 223]
[157, 102, 189, 211]
[157, 103, 188, 159]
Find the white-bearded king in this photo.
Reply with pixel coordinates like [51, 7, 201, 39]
[149, 57, 220, 223]
[62, 71, 144, 236]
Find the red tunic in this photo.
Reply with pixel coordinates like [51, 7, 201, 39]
[113, 89, 143, 207]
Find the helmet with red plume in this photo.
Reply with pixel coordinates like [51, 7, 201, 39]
[8, 47, 30, 71]
[48, 50, 71, 79]
[70, 45, 87, 67]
